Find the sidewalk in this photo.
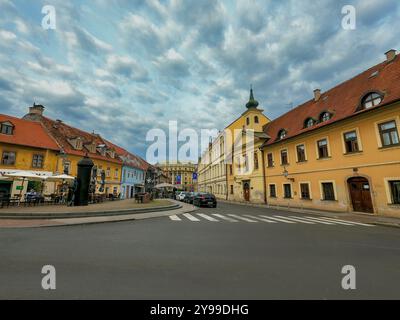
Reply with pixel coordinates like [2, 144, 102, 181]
[219, 199, 400, 228]
[0, 200, 197, 229]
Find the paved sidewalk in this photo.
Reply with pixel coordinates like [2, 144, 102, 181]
[219, 199, 400, 228]
[0, 200, 197, 228]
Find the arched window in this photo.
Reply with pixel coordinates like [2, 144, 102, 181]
[320, 112, 331, 123]
[361, 92, 382, 109]
[304, 118, 314, 128]
[277, 129, 287, 140]
[254, 116, 259, 124]
[246, 117, 250, 125]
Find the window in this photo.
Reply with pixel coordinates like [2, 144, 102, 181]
[281, 149, 288, 165]
[322, 182, 335, 200]
[389, 181, 400, 204]
[267, 153, 274, 167]
[320, 112, 331, 122]
[254, 116, 259, 124]
[229, 165, 233, 175]
[300, 183, 310, 199]
[379, 120, 399, 147]
[344, 131, 359, 153]
[0, 122, 13, 135]
[115, 168, 119, 179]
[317, 139, 329, 158]
[32, 154, 44, 168]
[278, 129, 287, 140]
[230, 185, 234, 194]
[283, 184, 292, 198]
[269, 184, 276, 198]
[106, 167, 111, 178]
[296, 144, 306, 162]
[304, 118, 314, 128]
[254, 152, 259, 170]
[246, 117, 250, 125]
[1, 151, 16, 165]
[362, 92, 382, 109]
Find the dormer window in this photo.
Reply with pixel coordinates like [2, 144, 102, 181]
[304, 118, 315, 128]
[277, 129, 287, 140]
[320, 112, 331, 123]
[0, 122, 14, 135]
[68, 137, 83, 150]
[362, 92, 382, 109]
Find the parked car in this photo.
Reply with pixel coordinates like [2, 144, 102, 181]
[184, 192, 200, 204]
[176, 192, 187, 201]
[193, 193, 217, 208]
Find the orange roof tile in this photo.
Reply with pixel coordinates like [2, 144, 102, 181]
[263, 54, 400, 146]
[0, 114, 60, 151]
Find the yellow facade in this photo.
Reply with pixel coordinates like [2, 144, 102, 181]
[0, 143, 59, 197]
[225, 106, 270, 202]
[57, 154, 122, 195]
[261, 103, 400, 217]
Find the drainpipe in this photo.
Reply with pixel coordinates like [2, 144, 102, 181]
[260, 148, 267, 205]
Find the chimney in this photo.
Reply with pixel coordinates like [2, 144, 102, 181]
[29, 103, 45, 116]
[313, 89, 321, 102]
[385, 49, 396, 62]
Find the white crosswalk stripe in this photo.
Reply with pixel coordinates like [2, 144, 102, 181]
[197, 213, 219, 222]
[183, 213, 200, 221]
[168, 213, 374, 227]
[307, 216, 374, 227]
[243, 215, 277, 223]
[303, 216, 355, 226]
[227, 214, 258, 222]
[212, 214, 239, 222]
[274, 215, 316, 224]
[260, 215, 296, 224]
[289, 216, 335, 225]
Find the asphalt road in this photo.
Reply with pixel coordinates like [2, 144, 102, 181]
[0, 202, 399, 299]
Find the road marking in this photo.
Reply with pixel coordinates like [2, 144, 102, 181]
[274, 215, 316, 224]
[243, 215, 277, 223]
[183, 213, 200, 221]
[304, 216, 355, 226]
[197, 213, 219, 222]
[289, 216, 335, 225]
[227, 214, 258, 222]
[259, 215, 296, 224]
[212, 214, 239, 222]
[309, 216, 374, 227]
[169, 215, 181, 221]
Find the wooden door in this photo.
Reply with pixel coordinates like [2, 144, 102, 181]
[348, 177, 373, 213]
[243, 182, 250, 201]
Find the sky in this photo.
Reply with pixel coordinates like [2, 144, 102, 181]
[0, 0, 399, 163]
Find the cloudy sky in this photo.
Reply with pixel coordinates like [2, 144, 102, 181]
[0, 0, 399, 162]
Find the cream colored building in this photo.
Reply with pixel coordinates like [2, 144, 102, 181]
[157, 161, 197, 191]
[198, 131, 227, 199]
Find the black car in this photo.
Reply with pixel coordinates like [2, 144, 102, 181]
[184, 192, 200, 204]
[193, 193, 217, 208]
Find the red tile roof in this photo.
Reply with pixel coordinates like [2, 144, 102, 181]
[38, 116, 122, 164]
[0, 114, 60, 151]
[103, 139, 149, 171]
[263, 53, 400, 146]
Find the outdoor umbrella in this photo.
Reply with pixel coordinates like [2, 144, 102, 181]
[3, 171, 44, 204]
[45, 174, 75, 182]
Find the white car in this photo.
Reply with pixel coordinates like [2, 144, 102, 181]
[176, 192, 187, 201]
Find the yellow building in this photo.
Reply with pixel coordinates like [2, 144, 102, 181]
[225, 89, 270, 202]
[260, 50, 400, 217]
[23, 104, 123, 196]
[0, 114, 60, 197]
[157, 161, 197, 191]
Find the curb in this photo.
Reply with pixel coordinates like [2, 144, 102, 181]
[218, 199, 400, 229]
[0, 203, 181, 220]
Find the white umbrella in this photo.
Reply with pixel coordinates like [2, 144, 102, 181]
[45, 174, 75, 182]
[3, 171, 45, 204]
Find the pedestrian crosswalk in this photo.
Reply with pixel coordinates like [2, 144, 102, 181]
[168, 213, 374, 227]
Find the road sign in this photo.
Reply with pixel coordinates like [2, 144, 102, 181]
[192, 172, 198, 180]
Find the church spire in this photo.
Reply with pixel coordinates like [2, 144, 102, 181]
[246, 85, 259, 109]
